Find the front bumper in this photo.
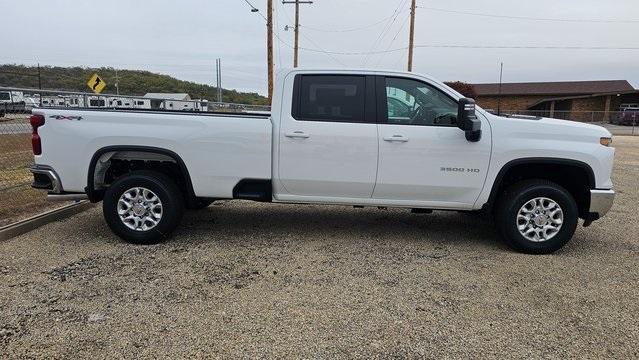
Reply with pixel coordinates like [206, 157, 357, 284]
[589, 189, 615, 217]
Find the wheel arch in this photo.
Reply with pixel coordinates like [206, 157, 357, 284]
[485, 157, 596, 218]
[86, 145, 196, 203]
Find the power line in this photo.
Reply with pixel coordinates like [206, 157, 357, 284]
[279, 2, 346, 67]
[392, 47, 408, 69]
[417, 6, 639, 23]
[298, 31, 347, 66]
[7, 42, 638, 73]
[418, 44, 639, 50]
[364, 0, 409, 65]
[362, 0, 410, 66]
[299, 44, 639, 56]
[0, 60, 274, 76]
[242, 0, 267, 20]
[300, 12, 407, 33]
[238, 0, 296, 52]
[374, 14, 410, 67]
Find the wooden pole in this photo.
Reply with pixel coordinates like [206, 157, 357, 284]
[283, 0, 312, 68]
[294, 0, 300, 67]
[37, 63, 42, 89]
[267, 0, 274, 103]
[407, 0, 416, 72]
[497, 62, 503, 115]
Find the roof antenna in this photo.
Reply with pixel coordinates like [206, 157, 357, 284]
[497, 62, 503, 116]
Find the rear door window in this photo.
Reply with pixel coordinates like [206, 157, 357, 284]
[294, 75, 367, 123]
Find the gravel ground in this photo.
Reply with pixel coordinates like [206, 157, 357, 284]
[1, 137, 638, 358]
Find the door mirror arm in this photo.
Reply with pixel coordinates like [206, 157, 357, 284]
[457, 98, 481, 142]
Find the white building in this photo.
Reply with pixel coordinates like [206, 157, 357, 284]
[143, 93, 206, 111]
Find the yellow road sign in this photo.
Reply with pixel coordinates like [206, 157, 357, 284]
[87, 73, 106, 94]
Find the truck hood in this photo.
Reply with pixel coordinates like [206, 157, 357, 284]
[488, 113, 612, 138]
[537, 116, 612, 136]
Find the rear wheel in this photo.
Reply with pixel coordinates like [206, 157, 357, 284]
[496, 179, 578, 254]
[103, 170, 184, 244]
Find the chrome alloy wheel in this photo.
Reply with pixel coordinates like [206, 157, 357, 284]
[117, 187, 163, 231]
[516, 197, 563, 242]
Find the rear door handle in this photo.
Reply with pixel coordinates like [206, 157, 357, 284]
[285, 130, 310, 139]
[383, 134, 409, 142]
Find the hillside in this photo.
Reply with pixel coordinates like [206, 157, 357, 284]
[0, 64, 268, 105]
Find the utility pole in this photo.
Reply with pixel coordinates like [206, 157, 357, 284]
[497, 62, 504, 116]
[216, 58, 222, 103]
[267, 0, 274, 103]
[282, 0, 313, 68]
[37, 63, 42, 89]
[407, 0, 416, 72]
[115, 69, 120, 95]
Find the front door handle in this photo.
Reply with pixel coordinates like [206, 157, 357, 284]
[285, 130, 310, 139]
[383, 134, 409, 142]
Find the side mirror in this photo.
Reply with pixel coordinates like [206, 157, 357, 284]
[457, 98, 481, 142]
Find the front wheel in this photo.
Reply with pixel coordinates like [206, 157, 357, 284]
[496, 179, 578, 254]
[103, 170, 184, 244]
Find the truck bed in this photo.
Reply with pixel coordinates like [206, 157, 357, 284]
[33, 107, 273, 199]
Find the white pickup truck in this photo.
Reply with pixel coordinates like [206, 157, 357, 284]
[29, 69, 615, 254]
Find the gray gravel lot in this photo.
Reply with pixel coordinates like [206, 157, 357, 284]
[1, 137, 638, 358]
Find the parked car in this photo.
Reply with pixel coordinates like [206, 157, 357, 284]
[29, 69, 615, 254]
[611, 107, 639, 126]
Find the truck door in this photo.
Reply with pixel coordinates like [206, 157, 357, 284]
[277, 74, 378, 199]
[374, 76, 491, 207]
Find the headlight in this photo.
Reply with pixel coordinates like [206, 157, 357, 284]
[600, 137, 612, 147]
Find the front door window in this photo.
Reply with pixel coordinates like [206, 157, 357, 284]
[385, 77, 458, 127]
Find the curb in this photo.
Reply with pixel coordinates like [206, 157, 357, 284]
[0, 201, 95, 241]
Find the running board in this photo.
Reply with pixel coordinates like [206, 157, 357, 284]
[232, 179, 272, 202]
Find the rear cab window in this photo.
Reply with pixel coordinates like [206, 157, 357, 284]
[292, 75, 375, 123]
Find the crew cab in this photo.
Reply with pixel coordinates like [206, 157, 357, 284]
[29, 69, 615, 254]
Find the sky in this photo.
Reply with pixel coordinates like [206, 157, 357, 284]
[2, 0, 638, 95]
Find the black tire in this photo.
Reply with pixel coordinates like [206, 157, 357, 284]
[186, 199, 214, 210]
[495, 179, 578, 254]
[103, 170, 184, 244]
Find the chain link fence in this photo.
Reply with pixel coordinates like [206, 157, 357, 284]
[0, 86, 271, 114]
[0, 109, 60, 227]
